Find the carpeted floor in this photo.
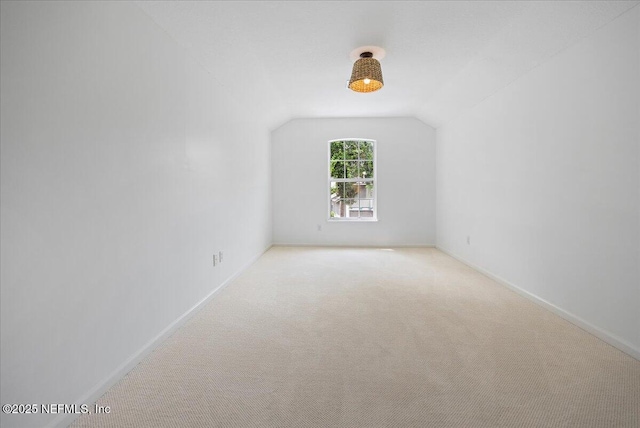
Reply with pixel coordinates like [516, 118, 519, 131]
[72, 246, 639, 427]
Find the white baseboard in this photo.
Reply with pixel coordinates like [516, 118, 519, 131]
[273, 243, 436, 248]
[53, 244, 272, 428]
[436, 246, 640, 362]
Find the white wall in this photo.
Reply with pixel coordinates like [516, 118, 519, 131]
[0, 2, 272, 427]
[436, 6, 640, 356]
[272, 118, 436, 246]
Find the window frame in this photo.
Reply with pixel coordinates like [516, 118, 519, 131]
[327, 138, 378, 222]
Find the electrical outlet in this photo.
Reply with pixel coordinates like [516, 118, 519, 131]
[467, 236, 471, 245]
[219, 251, 223, 262]
[213, 254, 218, 267]
[317, 224, 322, 232]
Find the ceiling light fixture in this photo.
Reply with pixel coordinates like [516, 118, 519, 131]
[348, 51, 384, 93]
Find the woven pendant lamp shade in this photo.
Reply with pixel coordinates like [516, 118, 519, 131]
[349, 52, 383, 93]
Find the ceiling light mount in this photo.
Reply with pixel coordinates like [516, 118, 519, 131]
[348, 46, 384, 93]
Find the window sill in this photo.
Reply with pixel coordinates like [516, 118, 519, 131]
[328, 218, 378, 222]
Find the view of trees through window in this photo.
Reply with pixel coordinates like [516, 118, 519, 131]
[329, 139, 375, 220]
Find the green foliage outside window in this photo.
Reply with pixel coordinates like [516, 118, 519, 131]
[330, 140, 374, 200]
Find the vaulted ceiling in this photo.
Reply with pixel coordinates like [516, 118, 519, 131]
[136, 1, 638, 130]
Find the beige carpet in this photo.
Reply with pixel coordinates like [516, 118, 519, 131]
[72, 246, 640, 427]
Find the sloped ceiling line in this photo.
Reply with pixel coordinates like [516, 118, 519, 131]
[136, 1, 639, 130]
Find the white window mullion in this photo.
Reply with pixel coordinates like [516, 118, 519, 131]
[328, 139, 377, 221]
